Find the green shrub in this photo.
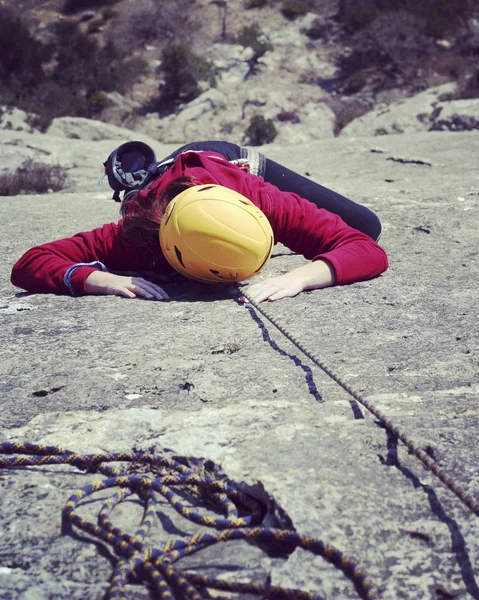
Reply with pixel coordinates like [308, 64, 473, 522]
[89, 91, 110, 115]
[101, 6, 117, 20]
[0, 160, 68, 196]
[236, 23, 272, 61]
[338, 0, 472, 37]
[305, 17, 328, 40]
[155, 44, 216, 114]
[456, 67, 479, 100]
[276, 110, 300, 123]
[86, 18, 103, 34]
[0, 8, 143, 130]
[329, 97, 373, 135]
[245, 0, 268, 8]
[86, 7, 118, 33]
[17, 23, 139, 129]
[342, 73, 367, 95]
[280, 0, 310, 20]
[20, 81, 89, 132]
[338, 0, 380, 33]
[53, 22, 135, 108]
[406, 0, 471, 38]
[245, 115, 277, 145]
[62, 0, 121, 15]
[0, 7, 51, 94]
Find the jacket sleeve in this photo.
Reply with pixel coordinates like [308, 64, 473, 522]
[252, 181, 388, 285]
[10, 222, 150, 295]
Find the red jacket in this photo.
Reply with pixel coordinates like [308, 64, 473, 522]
[11, 151, 388, 295]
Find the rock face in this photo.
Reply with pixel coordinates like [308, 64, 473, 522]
[116, 1, 479, 145]
[9, 0, 479, 147]
[46, 116, 152, 142]
[339, 84, 451, 136]
[430, 99, 479, 132]
[0, 106, 32, 132]
[1, 122, 479, 599]
[339, 84, 479, 137]
[135, 7, 337, 144]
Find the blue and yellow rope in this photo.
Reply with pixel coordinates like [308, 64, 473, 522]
[0, 441, 379, 599]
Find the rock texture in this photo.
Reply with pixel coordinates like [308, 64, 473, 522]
[339, 83, 479, 137]
[7, 0, 479, 146]
[132, 5, 339, 144]
[1, 124, 479, 599]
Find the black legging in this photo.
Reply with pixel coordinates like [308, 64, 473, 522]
[161, 141, 382, 241]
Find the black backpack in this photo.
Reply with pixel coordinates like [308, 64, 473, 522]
[103, 141, 163, 202]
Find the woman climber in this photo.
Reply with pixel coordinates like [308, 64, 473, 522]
[10, 142, 388, 303]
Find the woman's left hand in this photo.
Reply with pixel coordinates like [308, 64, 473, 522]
[240, 260, 336, 303]
[241, 273, 306, 303]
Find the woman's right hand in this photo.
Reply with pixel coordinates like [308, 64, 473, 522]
[85, 271, 169, 300]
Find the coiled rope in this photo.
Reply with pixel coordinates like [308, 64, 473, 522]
[240, 290, 479, 516]
[0, 442, 379, 599]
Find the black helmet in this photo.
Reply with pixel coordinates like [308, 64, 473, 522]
[103, 141, 158, 202]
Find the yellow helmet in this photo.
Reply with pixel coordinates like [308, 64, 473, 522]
[159, 184, 274, 283]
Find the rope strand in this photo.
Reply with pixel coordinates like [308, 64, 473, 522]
[240, 289, 479, 516]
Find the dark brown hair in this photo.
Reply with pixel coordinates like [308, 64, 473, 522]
[121, 175, 198, 247]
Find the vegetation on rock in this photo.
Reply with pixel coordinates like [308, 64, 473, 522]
[0, 6, 144, 131]
[236, 23, 272, 61]
[0, 160, 68, 196]
[280, 1, 311, 20]
[153, 44, 217, 115]
[0, 7, 51, 102]
[338, 0, 472, 37]
[62, 0, 122, 15]
[245, 0, 269, 8]
[0, 0, 477, 138]
[245, 115, 278, 145]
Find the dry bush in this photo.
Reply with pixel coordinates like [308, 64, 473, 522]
[435, 54, 469, 81]
[276, 110, 300, 123]
[335, 1, 476, 101]
[0, 160, 68, 196]
[336, 9, 435, 94]
[62, 0, 121, 15]
[245, 0, 269, 7]
[112, 0, 202, 50]
[280, 0, 310, 20]
[152, 44, 217, 115]
[327, 95, 376, 135]
[338, 0, 380, 33]
[358, 10, 435, 78]
[409, 0, 472, 38]
[236, 23, 272, 61]
[244, 115, 277, 145]
[455, 67, 479, 99]
[338, 0, 473, 37]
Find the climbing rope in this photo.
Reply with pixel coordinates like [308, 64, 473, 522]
[240, 289, 479, 516]
[0, 442, 379, 600]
